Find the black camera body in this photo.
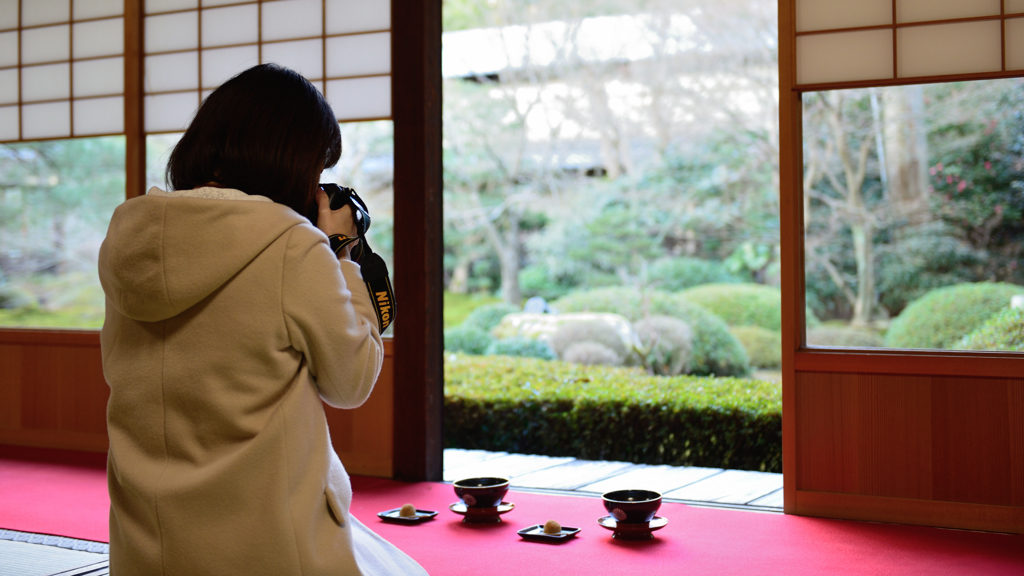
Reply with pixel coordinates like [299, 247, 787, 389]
[321, 183, 371, 237]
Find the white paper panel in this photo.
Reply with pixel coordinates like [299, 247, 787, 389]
[145, 91, 198, 132]
[0, 105, 18, 141]
[74, 95, 122, 134]
[0, 31, 17, 67]
[145, 0, 197, 14]
[201, 45, 259, 88]
[796, 29, 893, 85]
[896, 0, 1000, 24]
[201, 89, 212, 100]
[0, 68, 17, 104]
[145, 51, 199, 92]
[897, 21, 1001, 78]
[22, 101, 70, 138]
[326, 32, 390, 77]
[145, 12, 199, 53]
[1005, 18, 1024, 70]
[74, 56, 123, 96]
[326, 76, 390, 120]
[22, 63, 70, 101]
[73, 18, 123, 58]
[262, 0, 322, 41]
[261, 39, 322, 79]
[203, 0, 249, 5]
[0, 0, 18, 30]
[796, 0, 891, 32]
[326, 0, 390, 35]
[1010, 0, 1024, 14]
[74, 0, 123, 19]
[22, 25, 70, 64]
[201, 4, 258, 48]
[22, 0, 69, 26]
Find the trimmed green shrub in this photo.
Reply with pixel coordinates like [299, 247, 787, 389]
[633, 316, 693, 376]
[884, 282, 1024, 349]
[647, 257, 747, 292]
[444, 325, 493, 355]
[563, 342, 620, 366]
[462, 302, 521, 333]
[443, 291, 502, 329]
[444, 354, 782, 472]
[680, 283, 820, 331]
[552, 288, 750, 376]
[730, 326, 781, 369]
[807, 326, 885, 348]
[485, 336, 557, 360]
[958, 307, 1024, 351]
[549, 319, 631, 364]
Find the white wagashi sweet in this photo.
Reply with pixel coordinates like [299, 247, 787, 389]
[398, 504, 417, 517]
[542, 519, 562, 534]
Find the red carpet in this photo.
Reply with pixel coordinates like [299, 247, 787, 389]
[2, 458, 1023, 575]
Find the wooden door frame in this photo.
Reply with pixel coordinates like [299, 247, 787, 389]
[779, 0, 1024, 532]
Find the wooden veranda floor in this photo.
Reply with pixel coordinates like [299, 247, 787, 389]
[443, 449, 784, 511]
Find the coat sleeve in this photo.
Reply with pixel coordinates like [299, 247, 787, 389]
[281, 225, 384, 408]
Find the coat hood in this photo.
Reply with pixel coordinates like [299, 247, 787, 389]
[99, 187, 310, 322]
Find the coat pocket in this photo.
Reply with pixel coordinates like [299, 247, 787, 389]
[324, 483, 347, 528]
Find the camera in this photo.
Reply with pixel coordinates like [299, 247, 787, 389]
[315, 183, 395, 333]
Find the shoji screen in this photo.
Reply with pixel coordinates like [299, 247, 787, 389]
[143, 0, 391, 134]
[795, 0, 1024, 87]
[0, 0, 126, 142]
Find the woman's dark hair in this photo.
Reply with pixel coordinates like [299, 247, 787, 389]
[166, 63, 341, 219]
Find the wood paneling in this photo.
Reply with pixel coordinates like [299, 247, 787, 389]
[0, 330, 397, 478]
[794, 371, 1024, 529]
[1012, 381, 1024, 508]
[795, 490, 1024, 534]
[931, 378, 1013, 506]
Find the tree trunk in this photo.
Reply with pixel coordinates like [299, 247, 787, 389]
[883, 85, 930, 224]
[448, 259, 470, 294]
[851, 220, 875, 326]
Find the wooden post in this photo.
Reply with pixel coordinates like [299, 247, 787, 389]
[390, 0, 444, 482]
[778, 0, 803, 514]
[124, 0, 145, 199]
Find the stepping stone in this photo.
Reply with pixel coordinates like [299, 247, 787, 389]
[513, 459, 637, 490]
[442, 453, 575, 483]
[747, 488, 784, 508]
[443, 448, 509, 471]
[663, 470, 783, 505]
[577, 464, 724, 495]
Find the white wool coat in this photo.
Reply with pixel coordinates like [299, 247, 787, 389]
[99, 187, 426, 576]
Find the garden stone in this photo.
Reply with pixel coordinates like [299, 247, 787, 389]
[492, 312, 642, 352]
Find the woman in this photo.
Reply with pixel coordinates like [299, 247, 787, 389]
[99, 64, 426, 575]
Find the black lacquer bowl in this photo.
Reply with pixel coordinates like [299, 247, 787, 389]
[601, 489, 662, 524]
[453, 477, 510, 508]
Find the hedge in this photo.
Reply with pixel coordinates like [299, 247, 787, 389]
[680, 283, 821, 331]
[958, 307, 1024, 351]
[885, 282, 1024, 349]
[444, 353, 781, 472]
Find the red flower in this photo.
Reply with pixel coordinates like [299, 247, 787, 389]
[957, 180, 967, 192]
[985, 161, 992, 170]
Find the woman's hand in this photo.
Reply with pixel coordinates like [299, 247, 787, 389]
[315, 187, 359, 260]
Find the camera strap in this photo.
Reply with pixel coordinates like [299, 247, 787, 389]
[329, 233, 395, 333]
